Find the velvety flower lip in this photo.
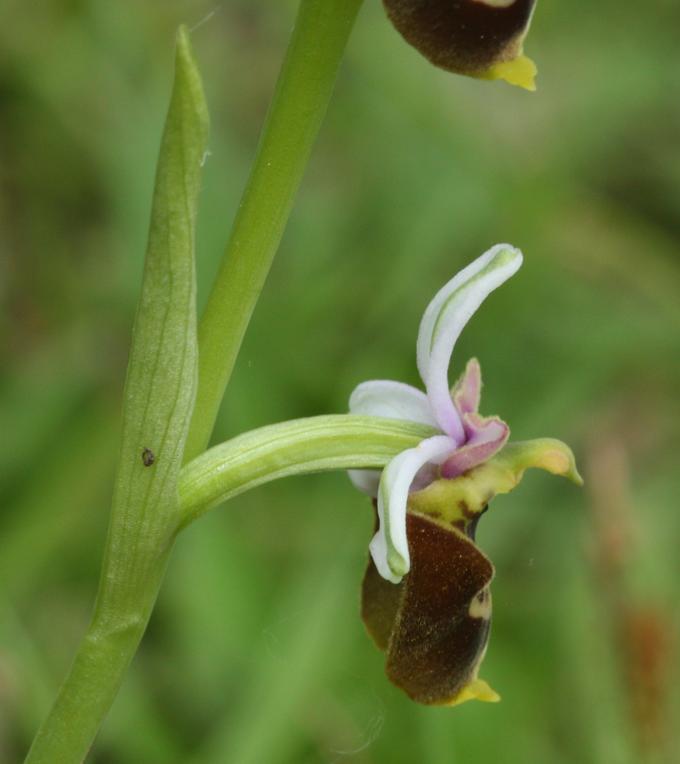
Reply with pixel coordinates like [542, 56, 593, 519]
[349, 244, 522, 583]
[362, 508, 497, 706]
[361, 439, 582, 706]
[383, 0, 538, 90]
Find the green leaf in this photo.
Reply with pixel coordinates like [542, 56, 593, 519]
[26, 27, 210, 764]
[96, 25, 209, 615]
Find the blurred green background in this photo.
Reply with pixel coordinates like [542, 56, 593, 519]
[2, 1, 680, 762]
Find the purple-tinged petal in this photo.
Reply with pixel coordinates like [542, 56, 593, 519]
[440, 413, 509, 479]
[452, 357, 482, 415]
[349, 380, 437, 427]
[371, 434, 456, 583]
[416, 245, 522, 443]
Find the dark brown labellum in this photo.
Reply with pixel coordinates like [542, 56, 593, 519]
[362, 510, 496, 705]
[383, 0, 536, 81]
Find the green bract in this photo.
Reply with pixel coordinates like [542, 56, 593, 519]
[26, 28, 209, 762]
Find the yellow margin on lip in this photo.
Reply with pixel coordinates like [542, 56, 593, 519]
[446, 678, 501, 707]
[481, 54, 537, 91]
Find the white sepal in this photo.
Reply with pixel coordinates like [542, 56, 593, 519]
[349, 380, 437, 426]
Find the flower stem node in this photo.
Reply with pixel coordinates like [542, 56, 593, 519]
[349, 245, 581, 705]
[383, 0, 538, 90]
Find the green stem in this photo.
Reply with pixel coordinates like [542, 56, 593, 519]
[24, 547, 172, 764]
[184, 0, 364, 460]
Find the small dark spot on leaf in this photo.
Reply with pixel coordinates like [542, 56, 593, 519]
[142, 448, 155, 467]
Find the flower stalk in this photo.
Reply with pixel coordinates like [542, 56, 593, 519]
[184, 0, 365, 460]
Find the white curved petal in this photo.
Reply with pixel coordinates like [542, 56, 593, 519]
[348, 468, 381, 496]
[416, 246, 510, 382]
[418, 245, 523, 440]
[349, 380, 437, 427]
[370, 435, 456, 583]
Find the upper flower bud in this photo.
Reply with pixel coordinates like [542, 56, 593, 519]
[383, 0, 538, 90]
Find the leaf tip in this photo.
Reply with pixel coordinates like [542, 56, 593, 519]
[173, 24, 210, 139]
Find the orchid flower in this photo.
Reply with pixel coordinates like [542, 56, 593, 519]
[349, 245, 581, 706]
[350, 244, 521, 582]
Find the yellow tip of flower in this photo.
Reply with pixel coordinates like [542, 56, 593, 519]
[447, 678, 501, 707]
[494, 438, 583, 488]
[483, 54, 537, 91]
[540, 449, 584, 486]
